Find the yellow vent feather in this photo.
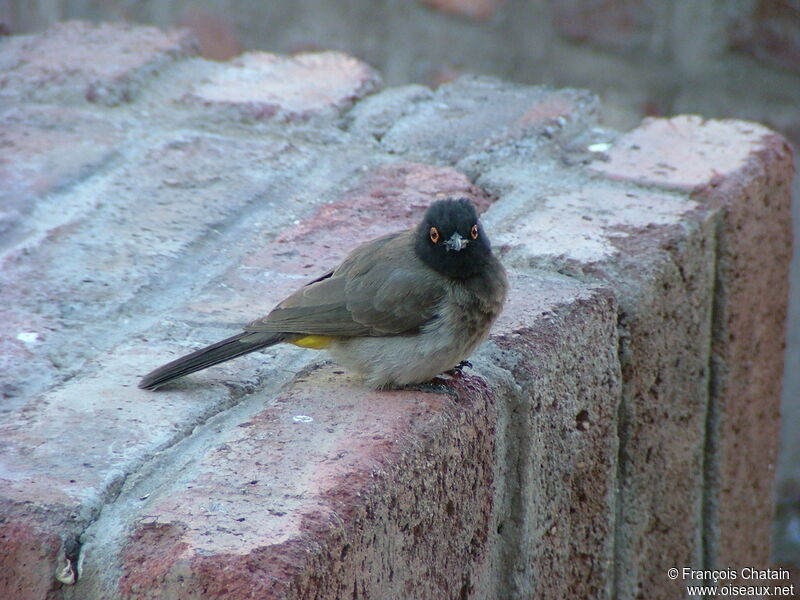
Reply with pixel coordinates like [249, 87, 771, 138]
[289, 335, 333, 349]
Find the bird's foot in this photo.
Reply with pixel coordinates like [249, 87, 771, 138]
[444, 360, 472, 376]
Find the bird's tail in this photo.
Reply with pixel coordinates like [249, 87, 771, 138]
[138, 331, 282, 390]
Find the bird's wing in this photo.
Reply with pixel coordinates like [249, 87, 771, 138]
[244, 232, 447, 337]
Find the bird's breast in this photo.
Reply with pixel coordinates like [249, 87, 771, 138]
[441, 275, 505, 348]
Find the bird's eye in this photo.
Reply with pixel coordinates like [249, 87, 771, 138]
[429, 227, 440, 243]
[470, 224, 479, 240]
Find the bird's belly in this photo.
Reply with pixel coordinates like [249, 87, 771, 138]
[328, 326, 480, 389]
[327, 281, 502, 388]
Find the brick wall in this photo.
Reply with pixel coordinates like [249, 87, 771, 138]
[0, 21, 794, 599]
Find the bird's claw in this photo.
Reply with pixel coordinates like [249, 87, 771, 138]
[446, 360, 472, 375]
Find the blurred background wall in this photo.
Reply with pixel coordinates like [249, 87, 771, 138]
[2, 0, 798, 567]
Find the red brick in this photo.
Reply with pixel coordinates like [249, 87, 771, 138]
[0, 133, 306, 402]
[381, 78, 598, 163]
[491, 185, 703, 265]
[695, 127, 794, 570]
[0, 341, 260, 596]
[87, 368, 496, 599]
[0, 159, 490, 596]
[487, 177, 717, 598]
[592, 115, 777, 192]
[486, 278, 621, 598]
[0, 346, 232, 508]
[182, 51, 382, 121]
[273, 162, 489, 251]
[593, 115, 794, 573]
[0, 520, 62, 599]
[0, 20, 198, 104]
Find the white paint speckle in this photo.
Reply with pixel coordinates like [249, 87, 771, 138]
[16, 332, 39, 343]
[293, 415, 314, 423]
[588, 142, 612, 153]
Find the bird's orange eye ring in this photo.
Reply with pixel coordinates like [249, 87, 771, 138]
[470, 224, 479, 240]
[429, 227, 440, 243]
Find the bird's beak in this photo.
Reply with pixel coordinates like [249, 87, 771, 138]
[444, 232, 468, 252]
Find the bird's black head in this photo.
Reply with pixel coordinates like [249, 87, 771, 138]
[414, 198, 493, 280]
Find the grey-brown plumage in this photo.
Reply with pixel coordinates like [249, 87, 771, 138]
[139, 198, 508, 390]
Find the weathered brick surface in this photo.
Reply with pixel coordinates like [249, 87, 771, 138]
[596, 116, 794, 574]
[476, 162, 717, 597]
[181, 51, 382, 122]
[0, 20, 198, 104]
[378, 75, 599, 164]
[699, 128, 793, 571]
[0, 21, 793, 600]
[0, 105, 122, 401]
[591, 116, 774, 192]
[478, 278, 621, 599]
[0, 105, 123, 241]
[0, 521, 63, 600]
[0, 132, 311, 402]
[79, 369, 495, 599]
[0, 91, 498, 600]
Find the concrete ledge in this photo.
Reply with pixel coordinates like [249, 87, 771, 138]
[0, 22, 793, 599]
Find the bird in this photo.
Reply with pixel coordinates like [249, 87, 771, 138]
[138, 197, 508, 390]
